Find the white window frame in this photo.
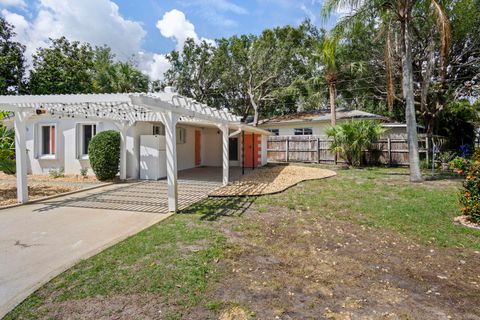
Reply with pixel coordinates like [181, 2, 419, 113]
[177, 127, 186, 144]
[77, 123, 97, 160]
[267, 128, 280, 136]
[294, 127, 313, 136]
[36, 123, 57, 160]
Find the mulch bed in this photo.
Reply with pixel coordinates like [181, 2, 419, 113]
[210, 165, 337, 196]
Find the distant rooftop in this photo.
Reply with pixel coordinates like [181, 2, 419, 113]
[258, 108, 386, 125]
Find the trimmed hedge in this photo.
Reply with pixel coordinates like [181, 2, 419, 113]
[88, 130, 120, 181]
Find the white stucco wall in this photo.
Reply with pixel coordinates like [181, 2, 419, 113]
[24, 116, 118, 176]
[24, 116, 267, 178]
[261, 134, 268, 166]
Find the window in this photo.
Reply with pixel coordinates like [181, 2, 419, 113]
[40, 125, 56, 156]
[267, 129, 279, 136]
[81, 124, 97, 156]
[229, 138, 238, 161]
[177, 127, 186, 144]
[153, 124, 165, 135]
[294, 127, 313, 136]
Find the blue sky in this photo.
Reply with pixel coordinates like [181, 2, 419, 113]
[0, 0, 339, 79]
[113, 0, 331, 53]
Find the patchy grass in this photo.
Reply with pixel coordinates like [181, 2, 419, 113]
[256, 166, 480, 250]
[5, 215, 225, 320]
[6, 166, 480, 319]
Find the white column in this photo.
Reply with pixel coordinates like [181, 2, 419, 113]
[164, 112, 179, 212]
[116, 123, 129, 180]
[14, 112, 28, 203]
[220, 124, 229, 186]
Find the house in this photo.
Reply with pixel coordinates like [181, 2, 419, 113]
[257, 108, 422, 137]
[0, 89, 271, 211]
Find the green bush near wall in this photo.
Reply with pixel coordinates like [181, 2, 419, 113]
[88, 130, 120, 181]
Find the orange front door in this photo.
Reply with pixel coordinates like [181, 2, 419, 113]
[243, 133, 259, 168]
[195, 130, 201, 166]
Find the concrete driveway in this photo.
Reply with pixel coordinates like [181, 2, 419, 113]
[0, 183, 172, 318]
[0, 167, 228, 317]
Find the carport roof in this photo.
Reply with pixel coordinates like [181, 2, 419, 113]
[0, 92, 269, 135]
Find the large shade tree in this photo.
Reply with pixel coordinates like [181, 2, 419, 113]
[322, 0, 452, 182]
[28, 37, 148, 94]
[0, 17, 26, 95]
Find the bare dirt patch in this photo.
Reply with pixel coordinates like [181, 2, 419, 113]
[210, 165, 336, 196]
[187, 205, 480, 319]
[0, 184, 79, 206]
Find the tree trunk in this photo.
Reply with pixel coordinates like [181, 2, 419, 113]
[400, 18, 423, 182]
[247, 88, 259, 126]
[329, 82, 336, 126]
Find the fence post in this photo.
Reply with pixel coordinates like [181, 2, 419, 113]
[387, 138, 392, 166]
[285, 137, 289, 162]
[317, 137, 320, 163]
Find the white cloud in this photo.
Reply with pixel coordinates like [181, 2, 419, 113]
[156, 9, 214, 51]
[156, 9, 199, 51]
[1, 2, 214, 81]
[137, 52, 171, 81]
[0, 0, 26, 8]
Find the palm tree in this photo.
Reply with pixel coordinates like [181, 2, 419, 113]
[321, 36, 338, 126]
[326, 120, 385, 167]
[321, 0, 451, 182]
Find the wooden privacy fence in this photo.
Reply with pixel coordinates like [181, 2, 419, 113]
[267, 135, 445, 166]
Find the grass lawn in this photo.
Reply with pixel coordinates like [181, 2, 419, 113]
[6, 166, 480, 319]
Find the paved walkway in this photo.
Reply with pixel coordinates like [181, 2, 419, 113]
[0, 168, 227, 318]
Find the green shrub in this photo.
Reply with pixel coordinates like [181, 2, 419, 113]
[450, 149, 480, 223]
[0, 125, 16, 174]
[80, 167, 88, 178]
[49, 167, 65, 179]
[88, 130, 120, 181]
[326, 120, 385, 167]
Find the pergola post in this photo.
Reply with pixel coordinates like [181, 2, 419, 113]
[14, 111, 28, 203]
[220, 124, 229, 186]
[115, 122, 130, 180]
[164, 111, 179, 212]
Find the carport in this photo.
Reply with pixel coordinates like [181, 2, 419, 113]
[0, 90, 268, 212]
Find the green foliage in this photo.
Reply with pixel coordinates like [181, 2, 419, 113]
[438, 151, 456, 163]
[450, 150, 480, 222]
[48, 167, 65, 179]
[0, 17, 26, 95]
[438, 100, 480, 149]
[326, 120, 385, 167]
[0, 125, 15, 174]
[88, 130, 120, 181]
[28, 37, 148, 95]
[79, 167, 88, 178]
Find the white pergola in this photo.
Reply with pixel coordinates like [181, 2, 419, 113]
[0, 91, 264, 212]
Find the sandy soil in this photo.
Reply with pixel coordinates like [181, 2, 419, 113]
[211, 165, 337, 196]
[0, 184, 80, 206]
[185, 206, 480, 320]
[0, 172, 99, 183]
